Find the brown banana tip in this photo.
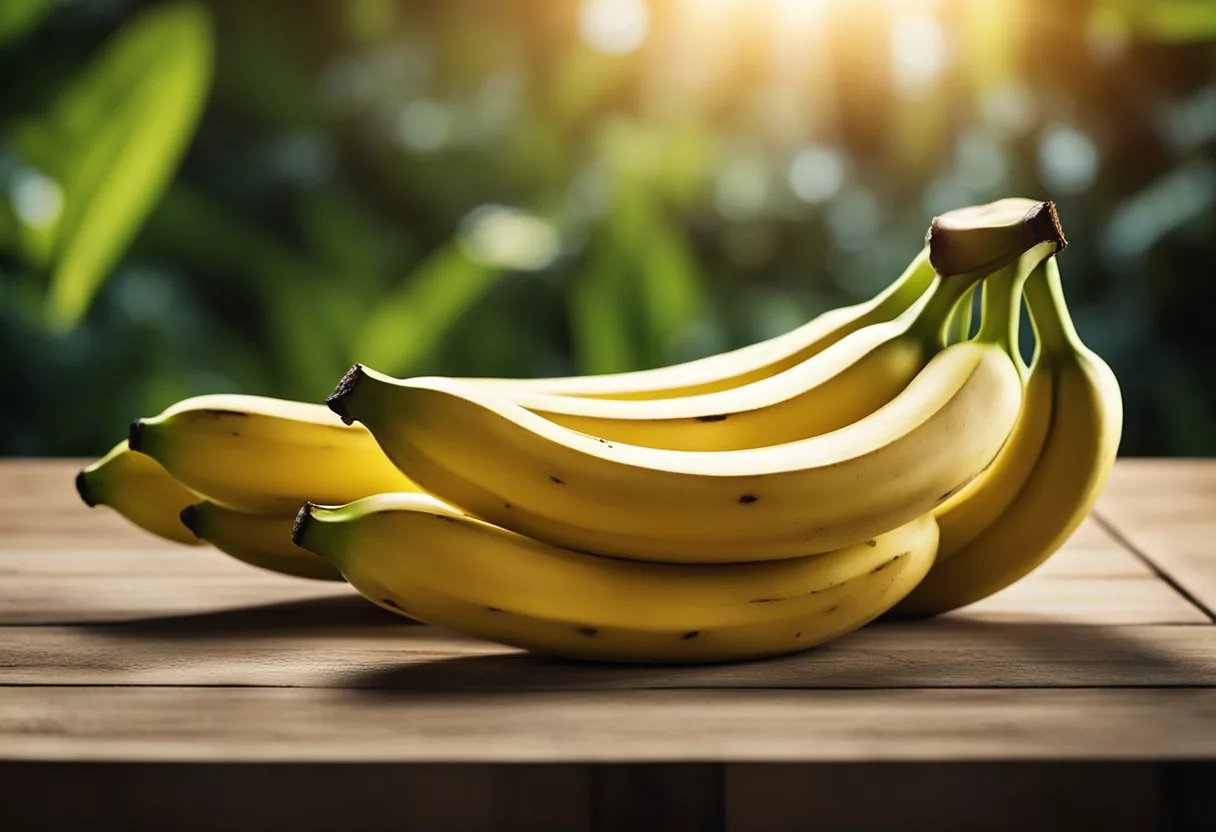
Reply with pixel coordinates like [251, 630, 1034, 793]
[327, 364, 365, 425]
[75, 470, 96, 508]
[127, 420, 145, 452]
[291, 503, 315, 548]
[179, 504, 202, 538]
[1024, 200, 1068, 253]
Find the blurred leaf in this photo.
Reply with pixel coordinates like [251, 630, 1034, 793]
[1127, 1, 1216, 41]
[297, 186, 413, 289]
[636, 206, 707, 366]
[0, 0, 53, 49]
[34, 3, 213, 330]
[353, 242, 499, 375]
[568, 234, 645, 374]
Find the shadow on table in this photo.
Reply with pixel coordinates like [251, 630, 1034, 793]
[80, 594, 419, 638]
[343, 616, 1213, 695]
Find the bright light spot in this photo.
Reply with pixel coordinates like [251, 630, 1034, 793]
[789, 145, 847, 204]
[579, 0, 650, 56]
[459, 205, 561, 271]
[714, 151, 770, 219]
[890, 14, 948, 99]
[981, 81, 1038, 139]
[827, 186, 881, 251]
[1038, 123, 1099, 196]
[956, 130, 1008, 192]
[774, 0, 821, 29]
[9, 168, 63, 229]
[395, 99, 451, 152]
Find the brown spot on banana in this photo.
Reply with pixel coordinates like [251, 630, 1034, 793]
[696, 414, 728, 423]
[738, 494, 758, 504]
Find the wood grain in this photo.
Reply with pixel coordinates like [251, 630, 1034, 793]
[1098, 459, 1216, 618]
[2, 622, 1212, 689]
[1, 687, 1214, 763]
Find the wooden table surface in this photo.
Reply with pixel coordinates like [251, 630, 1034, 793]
[2, 459, 1214, 831]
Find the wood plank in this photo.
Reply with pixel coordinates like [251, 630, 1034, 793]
[2, 622, 1212, 690]
[726, 763, 1160, 832]
[1098, 459, 1216, 618]
[0, 762, 595, 832]
[1, 687, 1214, 763]
[1, 497, 1202, 625]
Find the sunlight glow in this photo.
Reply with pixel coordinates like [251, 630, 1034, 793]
[890, 13, 948, 99]
[459, 205, 561, 271]
[579, 0, 650, 56]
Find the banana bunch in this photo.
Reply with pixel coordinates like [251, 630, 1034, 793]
[75, 197, 1122, 664]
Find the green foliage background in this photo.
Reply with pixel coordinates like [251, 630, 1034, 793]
[1, 0, 1214, 456]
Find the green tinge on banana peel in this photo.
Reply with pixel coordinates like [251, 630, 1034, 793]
[927, 198, 1067, 278]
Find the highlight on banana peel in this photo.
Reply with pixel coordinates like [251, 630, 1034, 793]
[78, 198, 1122, 664]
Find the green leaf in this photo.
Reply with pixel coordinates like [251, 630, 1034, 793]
[0, 0, 53, 49]
[353, 242, 500, 376]
[568, 236, 644, 375]
[39, 3, 214, 330]
[635, 206, 706, 366]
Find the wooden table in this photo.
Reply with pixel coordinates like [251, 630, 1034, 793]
[1, 460, 1213, 830]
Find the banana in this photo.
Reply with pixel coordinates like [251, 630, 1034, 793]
[504, 238, 1059, 452]
[895, 256, 1123, 615]
[467, 248, 935, 401]
[180, 501, 342, 581]
[928, 198, 1066, 278]
[294, 493, 939, 663]
[76, 441, 202, 546]
[128, 394, 419, 514]
[327, 265, 1025, 563]
[931, 248, 1055, 560]
[500, 270, 967, 451]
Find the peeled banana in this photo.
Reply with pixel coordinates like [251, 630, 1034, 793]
[294, 492, 939, 663]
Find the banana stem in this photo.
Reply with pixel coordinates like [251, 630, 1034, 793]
[974, 264, 1021, 349]
[946, 285, 976, 344]
[1024, 257, 1082, 356]
[909, 270, 985, 348]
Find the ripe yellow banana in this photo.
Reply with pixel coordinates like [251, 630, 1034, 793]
[128, 395, 419, 514]
[504, 239, 1059, 452]
[180, 501, 341, 581]
[467, 248, 936, 400]
[931, 247, 1055, 560]
[294, 493, 939, 663]
[328, 265, 1023, 563]
[895, 256, 1123, 615]
[76, 441, 202, 546]
[503, 271, 965, 451]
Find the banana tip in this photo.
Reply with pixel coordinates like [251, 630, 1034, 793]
[291, 503, 315, 548]
[179, 504, 202, 539]
[127, 420, 145, 452]
[75, 470, 96, 508]
[327, 364, 364, 425]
